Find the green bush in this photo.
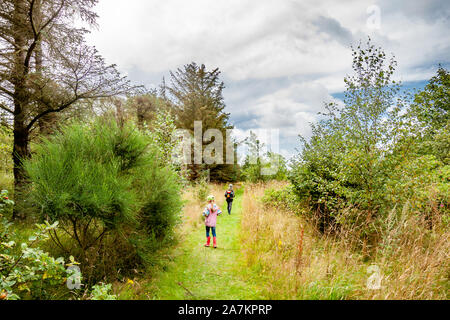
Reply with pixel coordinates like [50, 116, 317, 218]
[0, 215, 79, 300]
[131, 151, 183, 262]
[89, 283, 117, 300]
[24, 119, 142, 251]
[0, 190, 14, 214]
[261, 185, 302, 214]
[23, 117, 182, 282]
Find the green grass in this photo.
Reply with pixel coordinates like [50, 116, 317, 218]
[141, 187, 263, 300]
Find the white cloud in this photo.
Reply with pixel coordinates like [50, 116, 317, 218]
[87, 0, 355, 80]
[228, 81, 335, 159]
[88, 0, 449, 82]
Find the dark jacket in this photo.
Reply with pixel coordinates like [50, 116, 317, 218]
[225, 189, 234, 202]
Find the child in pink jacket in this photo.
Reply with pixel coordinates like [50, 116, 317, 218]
[203, 195, 222, 248]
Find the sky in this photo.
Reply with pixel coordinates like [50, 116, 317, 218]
[85, 0, 450, 160]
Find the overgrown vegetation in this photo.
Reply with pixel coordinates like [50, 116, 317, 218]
[244, 182, 449, 299]
[289, 39, 449, 236]
[241, 39, 449, 300]
[0, 3, 447, 300]
[1, 193, 82, 300]
[22, 117, 183, 286]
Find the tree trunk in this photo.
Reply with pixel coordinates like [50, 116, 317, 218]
[11, 0, 30, 219]
[34, 0, 57, 136]
[12, 110, 30, 219]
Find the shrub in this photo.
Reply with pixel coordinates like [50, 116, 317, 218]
[89, 283, 117, 300]
[261, 184, 302, 214]
[23, 117, 183, 282]
[24, 119, 142, 249]
[131, 151, 183, 262]
[0, 190, 14, 214]
[385, 156, 449, 226]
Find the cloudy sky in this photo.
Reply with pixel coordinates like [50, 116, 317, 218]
[85, 0, 450, 160]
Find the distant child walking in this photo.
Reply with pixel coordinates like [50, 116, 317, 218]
[203, 195, 222, 248]
[224, 184, 235, 214]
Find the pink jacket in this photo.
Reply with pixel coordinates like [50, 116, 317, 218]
[203, 203, 222, 227]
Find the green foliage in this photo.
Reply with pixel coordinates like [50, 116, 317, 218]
[261, 185, 301, 213]
[23, 117, 183, 282]
[411, 66, 449, 130]
[399, 66, 450, 165]
[195, 178, 210, 203]
[0, 123, 12, 173]
[167, 62, 236, 182]
[289, 38, 447, 233]
[90, 283, 117, 300]
[0, 217, 77, 300]
[143, 109, 179, 165]
[24, 118, 142, 243]
[0, 124, 13, 191]
[241, 131, 264, 182]
[132, 150, 183, 258]
[0, 190, 14, 214]
[385, 156, 449, 220]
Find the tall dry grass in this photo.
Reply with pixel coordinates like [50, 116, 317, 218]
[240, 182, 449, 300]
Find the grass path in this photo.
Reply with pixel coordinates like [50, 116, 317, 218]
[146, 187, 262, 300]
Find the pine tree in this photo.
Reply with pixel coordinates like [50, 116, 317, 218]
[167, 63, 237, 181]
[0, 0, 136, 218]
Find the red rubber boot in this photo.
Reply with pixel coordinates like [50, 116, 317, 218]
[204, 236, 211, 247]
[213, 237, 217, 248]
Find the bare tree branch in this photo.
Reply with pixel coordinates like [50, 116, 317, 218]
[0, 102, 13, 114]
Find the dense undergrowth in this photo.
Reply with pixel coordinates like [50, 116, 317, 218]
[244, 181, 449, 299]
[1, 117, 183, 299]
